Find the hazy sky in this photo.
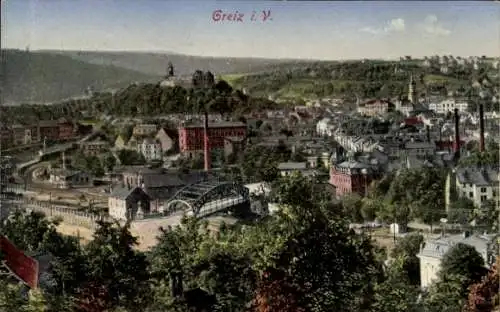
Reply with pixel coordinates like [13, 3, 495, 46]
[3, 1, 499, 60]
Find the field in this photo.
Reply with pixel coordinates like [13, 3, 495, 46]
[219, 73, 248, 86]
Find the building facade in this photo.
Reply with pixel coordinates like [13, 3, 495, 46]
[329, 159, 377, 197]
[357, 100, 395, 117]
[178, 122, 247, 158]
[455, 167, 499, 206]
[429, 99, 469, 115]
[417, 233, 497, 288]
[137, 138, 163, 161]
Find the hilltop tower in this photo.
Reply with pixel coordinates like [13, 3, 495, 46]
[408, 73, 417, 104]
[166, 62, 175, 79]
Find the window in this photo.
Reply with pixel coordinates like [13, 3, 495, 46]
[469, 192, 473, 198]
[481, 187, 487, 193]
[493, 190, 497, 197]
[480, 195, 487, 202]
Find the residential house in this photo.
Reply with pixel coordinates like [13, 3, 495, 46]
[108, 186, 151, 220]
[454, 166, 499, 206]
[417, 232, 497, 288]
[155, 128, 175, 153]
[11, 124, 38, 145]
[132, 124, 158, 137]
[138, 138, 163, 161]
[114, 135, 128, 150]
[79, 140, 109, 156]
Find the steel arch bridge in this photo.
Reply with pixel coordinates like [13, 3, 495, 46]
[165, 180, 250, 217]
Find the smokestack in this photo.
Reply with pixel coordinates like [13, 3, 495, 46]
[454, 108, 460, 159]
[203, 112, 211, 171]
[426, 125, 431, 143]
[479, 104, 485, 152]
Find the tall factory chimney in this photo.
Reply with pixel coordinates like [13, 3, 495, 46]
[203, 111, 211, 171]
[479, 104, 485, 152]
[454, 108, 460, 159]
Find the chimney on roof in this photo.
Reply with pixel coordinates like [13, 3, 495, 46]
[479, 103, 485, 152]
[454, 108, 461, 159]
[203, 111, 211, 171]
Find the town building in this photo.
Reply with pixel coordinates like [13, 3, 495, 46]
[49, 169, 93, 189]
[155, 128, 175, 153]
[329, 151, 380, 197]
[132, 124, 158, 137]
[277, 162, 316, 177]
[454, 166, 499, 206]
[11, 124, 38, 145]
[137, 138, 163, 161]
[417, 232, 497, 288]
[178, 121, 247, 160]
[108, 186, 151, 220]
[357, 99, 395, 117]
[79, 140, 109, 156]
[38, 121, 60, 141]
[429, 99, 469, 115]
[58, 118, 75, 140]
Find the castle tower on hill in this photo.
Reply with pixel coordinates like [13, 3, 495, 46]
[408, 73, 417, 104]
[160, 61, 177, 87]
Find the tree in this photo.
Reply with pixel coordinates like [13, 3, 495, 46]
[391, 233, 424, 285]
[253, 174, 381, 311]
[422, 274, 470, 312]
[448, 198, 475, 225]
[341, 193, 364, 223]
[439, 243, 487, 295]
[465, 256, 500, 312]
[78, 220, 151, 311]
[371, 256, 421, 312]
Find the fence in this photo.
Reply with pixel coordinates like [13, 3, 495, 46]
[21, 198, 109, 229]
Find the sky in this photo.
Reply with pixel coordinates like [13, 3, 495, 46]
[2, 0, 499, 60]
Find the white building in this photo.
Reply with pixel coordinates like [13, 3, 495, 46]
[417, 232, 497, 289]
[455, 167, 499, 207]
[429, 99, 469, 115]
[316, 118, 335, 137]
[137, 138, 163, 161]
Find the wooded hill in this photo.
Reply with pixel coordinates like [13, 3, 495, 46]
[1, 50, 158, 104]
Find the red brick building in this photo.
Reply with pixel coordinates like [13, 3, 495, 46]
[179, 122, 247, 158]
[57, 118, 75, 140]
[38, 119, 75, 141]
[329, 160, 379, 197]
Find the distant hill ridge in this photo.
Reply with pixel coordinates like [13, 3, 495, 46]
[1, 49, 296, 104]
[43, 50, 295, 77]
[1, 49, 157, 104]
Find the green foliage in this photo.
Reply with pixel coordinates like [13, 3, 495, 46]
[231, 60, 479, 100]
[372, 257, 422, 312]
[391, 233, 425, 285]
[440, 243, 486, 286]
[117, 149, 146, 166]
[71, 154, 105, 177]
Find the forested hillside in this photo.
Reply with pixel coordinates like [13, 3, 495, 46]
[230, 60, 494, 101]
[1, 50, 157, 104]
[1, 80, 280, 124]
